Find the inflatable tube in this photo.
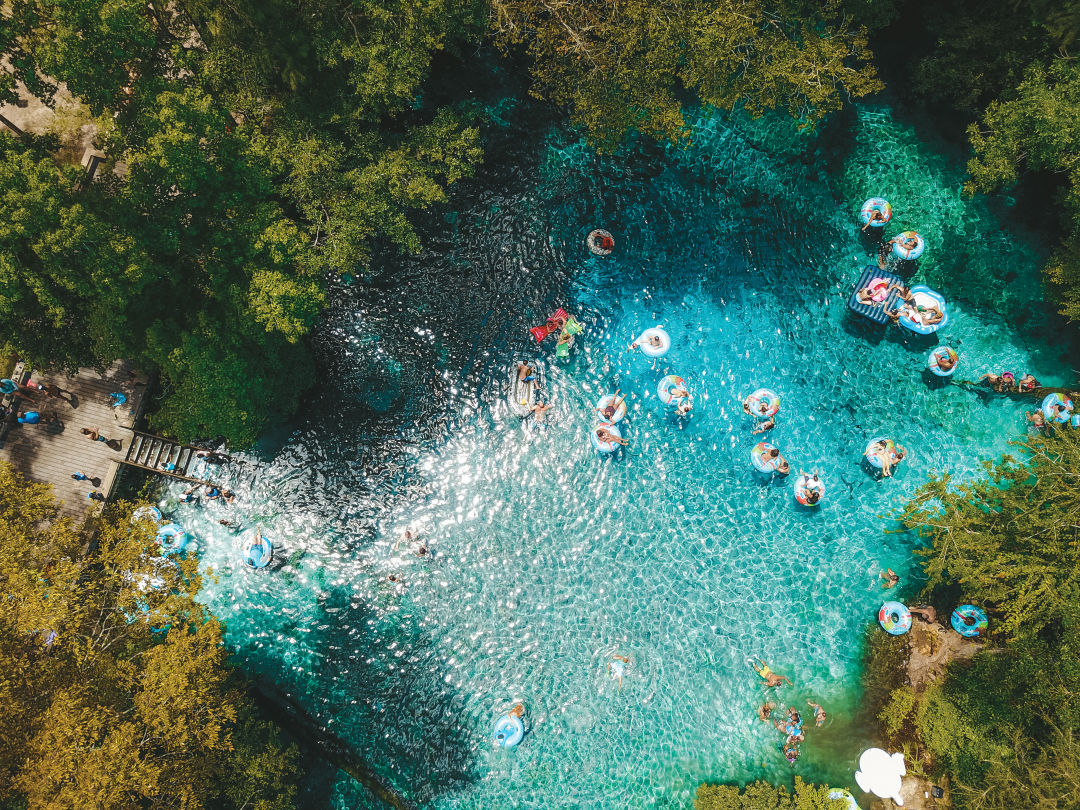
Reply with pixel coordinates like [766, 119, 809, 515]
[794, 474, 825, 506]
[529, 308, 570, 343]
[587, 229, 614, 256]
[898, 286, 948, 335]
[1071, 413, 1080, 429]
[155, 523, 188, 555]
[493, 714, 525, 748]
[864, 437, 900, 470]
[595, 393, 627, 423]
[132, 505, 163, 524]
[745, 388, 780, 418]
[590, 423, 622, 454]
[892, 230, 925, 260]
[509, 362, 544, 418]
[928, 346, 959, 377]
[244, 532, 274, 569]
[632, 327, 670, 358]
[827, 789, 861, 810]
[867, 277, 890, 303]
[951, 604, 988, 638]
[0, 378, 16, 395]
[750, 442, 782, 474]
[878, 601, 912, 635]
[656, 375, 689, 407]
[859, 198, 892, 229]
[1041, 392, 1074, 424]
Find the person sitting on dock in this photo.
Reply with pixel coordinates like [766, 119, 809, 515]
[597, 390, 626, 421]
[596, 426, 628, 447]
[1018, 373, 1040, 392]
[196, 450, 231, 464]
[16, 411, 40, 425]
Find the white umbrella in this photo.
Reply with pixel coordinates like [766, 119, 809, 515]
[855, 747, 906, 806]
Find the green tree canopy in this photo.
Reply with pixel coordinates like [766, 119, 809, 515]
[0, 462, 299, 807]
[490, 0, 885, 148]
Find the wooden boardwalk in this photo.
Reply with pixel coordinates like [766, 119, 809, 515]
[0, 361, 148, 523]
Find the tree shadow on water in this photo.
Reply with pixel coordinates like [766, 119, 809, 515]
[252, 585, 478, 809]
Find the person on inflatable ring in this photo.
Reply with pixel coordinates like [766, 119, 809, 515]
[596, 390, 626, 421]
[935, 349, 956, 373]
[763, 446, 790, 475]
[742, 393, 772, 418]
[879, 233, 920, 268]
[861, 208, 887, 232]
[797, 470, 823, 505]
[595, 426, 628, 447]
[865, 440, 905, 477]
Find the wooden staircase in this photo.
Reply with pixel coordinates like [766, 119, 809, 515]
[121, 430, 216, 484]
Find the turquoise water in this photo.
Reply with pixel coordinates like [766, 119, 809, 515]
[162, 102, 1070, 808]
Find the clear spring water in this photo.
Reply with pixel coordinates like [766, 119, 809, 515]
[161, 102, 1072, 808]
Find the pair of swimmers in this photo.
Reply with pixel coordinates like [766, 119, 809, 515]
[884, 285, 944, 327]
[517, 363, 554, 422]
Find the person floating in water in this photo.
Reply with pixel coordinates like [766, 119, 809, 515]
[936, 351, 956, 373]
[880, 568, 900, 589]
[630, 333, 664, 353]
[179, 486, 199, 504]
[609, 654, 631, 691]
[861, 208, 886, 232]
[596, 426, 628, 447]
[799, 470, 822, 505]
[507, 702, 525, 721]
[865, 440, 905, 477]
[979, 372, 1015, 393]
[742, 394, 771, 418]
[531, 399, 553, 423]
[675, 398, 693, 417]
[1027, 409, 1046, 429]
[879, 233, 920, 269]
[751, 657, 792, 688]
[757, 701, 776, 723]
[592, 231, 615, 252]
[597, 390, 626, 421]
[807, 701, 827, 727]
[781, 739, 800, 765]
[752, 415, 775, 435]
[517, 362, 535, 383]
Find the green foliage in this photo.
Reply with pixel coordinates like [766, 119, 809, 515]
[490, 0, 884, 149]
[695, 778, 846, 809]
[0, 462, 299, 808]
[878, 686, 918, 741]
[899, 431, 1080, 640]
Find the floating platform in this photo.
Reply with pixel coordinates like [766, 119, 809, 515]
[847, 265, 906, 325]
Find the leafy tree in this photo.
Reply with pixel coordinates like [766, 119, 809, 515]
[898, 431, 1080, 639]
[490, 0, 884, 148]
[0, 462, 300, 807]
[695, 778, 846, 809]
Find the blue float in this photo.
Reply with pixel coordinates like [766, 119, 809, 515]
[1041, 393, 1074, 424]
[590, 423, 622, 454]
[156, 523, 189, 555]
[951, 605, 988, 638]
[897, 286, 948, 335]
[859, 197, 892, 228]
[927, 346, 958, 377]
[878, 601, 912, 635]
[493, 713, 525, 748]
[244, 531, 274, 569]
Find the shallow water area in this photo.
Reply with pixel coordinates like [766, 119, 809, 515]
[165, 104, 1071, 808]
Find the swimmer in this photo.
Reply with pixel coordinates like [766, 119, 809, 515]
[807, 701, 826, 726]
[880, 568, 899, 589]
[757, 701, 776, 722]
[415, 544, 429, 558]
[675, 398, 693, 417]
[979, 372, 1014, 393]
[178, 486, 199, 504]
[532, 399, 553, 422]
[204, 485, 222, 501]
[922, 305, 944, 326]
[517, 362, 535, 383]
[596, 426, 628, 447]
[782, 741, 800, 765]
[936, 351, 956, 372]
[597, 390, 626, 421]
[222, 488, 236, 504]
[883, 306, 901, 325]
[1018, 373, 1040, 392]
[609, 655, 630, 691]
[630, 333, 665, 352]
[1028, 410, 1046, 429]
[799, 470, 822, 505]
[218, 519, 242, 530]
[861, 208, 886, 232]
[751, 657, 793, 688]
[751, 416, 775, 434]
[888, 284, 915, 306]
[508, 703, 525, 720]
[765, 447, 790, 475]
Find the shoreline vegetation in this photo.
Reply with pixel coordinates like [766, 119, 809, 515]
[3, 0, 1080, 807]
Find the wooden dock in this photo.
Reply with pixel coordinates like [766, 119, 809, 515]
[0, 360, 149, 523]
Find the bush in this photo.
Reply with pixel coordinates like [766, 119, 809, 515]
[695, 778, 846, 810]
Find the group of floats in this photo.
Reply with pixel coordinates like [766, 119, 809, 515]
[879, 601, 989, 639]
[130, 505, 274, 570]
